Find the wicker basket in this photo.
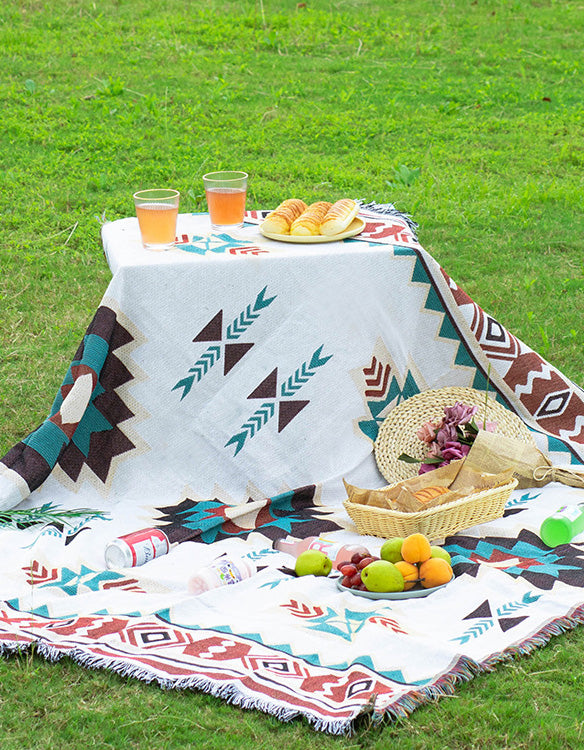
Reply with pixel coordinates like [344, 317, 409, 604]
[374, 386, 534, 485]
[344, 477, 518, 540]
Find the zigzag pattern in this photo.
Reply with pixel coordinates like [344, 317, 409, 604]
[225, 402, 275, 456]
[172, 345, 221, 400]
[363, 356, 391, 398]
[560, 414, 584, 441]
[280, 345, 333, 397]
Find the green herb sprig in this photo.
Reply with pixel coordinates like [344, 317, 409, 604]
[0, 504, 109, 530]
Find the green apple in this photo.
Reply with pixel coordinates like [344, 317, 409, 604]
[380, 537, 404, 564]
[430, 545, 452, 565]
[295, 549, 333, 577]
[361, 560, 404, 593]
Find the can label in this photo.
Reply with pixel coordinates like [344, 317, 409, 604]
[108, 528, 170, 568]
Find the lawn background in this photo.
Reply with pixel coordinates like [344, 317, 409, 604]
[1, 0, 583, 747]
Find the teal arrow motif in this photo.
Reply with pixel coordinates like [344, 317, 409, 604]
[226, 401, 276, 456]
[281, 346, 333, 397]
[226, 286, 276, 340]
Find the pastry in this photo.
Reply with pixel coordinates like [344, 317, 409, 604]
[413, 485, 450, 504]
[290, 201, 332, 236]
[319, 199, 359, 236]
[260, 199, 307, 235]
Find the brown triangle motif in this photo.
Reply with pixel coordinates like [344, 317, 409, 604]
[224, 343, 254, 375]
[248, 368, 278, 399]
[498, 616, 528, 632]
[463, 600, 492, 620]
[278, 400, 309, 432]
[194, 311, 223, 342]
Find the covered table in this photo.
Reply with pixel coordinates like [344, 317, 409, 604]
[1, 205, 583, 734]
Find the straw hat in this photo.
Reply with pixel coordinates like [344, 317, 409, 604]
[374, 386, 535, 485]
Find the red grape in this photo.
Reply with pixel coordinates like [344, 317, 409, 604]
[341, 576, 353, 588]
[338, 563, 358, 577]
[350, 552, 363, 565]
[349, 572, 362, 588]
[357, 557, 376, 570]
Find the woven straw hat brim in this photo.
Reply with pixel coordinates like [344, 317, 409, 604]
[374, 387, 534, 485]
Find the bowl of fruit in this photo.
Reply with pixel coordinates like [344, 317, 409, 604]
[336, 533, 454, 600]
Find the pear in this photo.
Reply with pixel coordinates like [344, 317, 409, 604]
[430, 545, 452, 565]
[380, 537, 405, 564]
[361, 560, 404, 593]
[295, 549, 333, 577]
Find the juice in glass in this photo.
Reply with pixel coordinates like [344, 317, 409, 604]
[133, 189, 180, 250]
[205, 187, 247, 227]
[202, 171, 248, 230]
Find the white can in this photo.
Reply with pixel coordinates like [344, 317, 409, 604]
[105, 528, 170, 569]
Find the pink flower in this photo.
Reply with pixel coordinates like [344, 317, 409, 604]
[426, 442, 442, 459]
[436, 423, 458, 447]
[418, 460, 448, 475]
[443, 402, 478, 427]
[417, 421, 437, 444]
[441, 441, 469, 462]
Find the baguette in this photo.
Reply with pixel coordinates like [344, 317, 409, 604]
[319, 199, 359, 236]
[290, 201, 332, 236]
[260, 199, 307, 235]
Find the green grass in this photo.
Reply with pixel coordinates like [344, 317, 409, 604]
[1, 0, 583, 745]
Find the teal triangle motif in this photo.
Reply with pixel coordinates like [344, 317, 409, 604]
[425, 285, 445, 313]
[394, 246, 417, 256]
[403, 372, 421, 400]
[369, 401, 387, 419]
[411, 257, 430, 284]
[455, 343, 476, 369]
[438, 315, 460, 341]
[472, 370, 492, 391]
[546, 434, 580, 461]
[358, 419, 380, 440]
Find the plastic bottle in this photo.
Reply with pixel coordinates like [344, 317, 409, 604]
[187, 555, 257, 595]
[273, 536, 370, 569]
[539, 504, 584, 547]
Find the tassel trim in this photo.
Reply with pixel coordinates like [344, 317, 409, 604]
[356, 200, 419, 241]
[2, 603, 584, 735]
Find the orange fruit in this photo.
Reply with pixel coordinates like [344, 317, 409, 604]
[418, 557, 453, 589]
[401, 533, 432, 564]
[394, 560, 419, 591]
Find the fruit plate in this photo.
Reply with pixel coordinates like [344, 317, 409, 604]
[335, 574, 454, 600]
[259, 216, 365, 243]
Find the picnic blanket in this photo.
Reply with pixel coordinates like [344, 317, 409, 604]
[1, 204, 583, 734]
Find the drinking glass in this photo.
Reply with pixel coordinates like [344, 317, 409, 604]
[203, 171, 248, 231]
[133, 188, 180, 251]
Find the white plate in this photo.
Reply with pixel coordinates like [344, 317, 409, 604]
[259, 216, 365, 244]
[335, 574, 453, 600]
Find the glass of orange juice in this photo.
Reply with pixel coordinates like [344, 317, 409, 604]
[133, 188, 180, 251]
[203, 171, 248, 231]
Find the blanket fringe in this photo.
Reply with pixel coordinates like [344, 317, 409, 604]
[356, 200, 419, 241]
[2, 602, 584, 735]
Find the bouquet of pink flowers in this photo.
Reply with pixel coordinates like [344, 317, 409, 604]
[399, 402, 496, 475]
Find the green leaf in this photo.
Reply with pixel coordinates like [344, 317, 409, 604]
[398, 453, 422, 464]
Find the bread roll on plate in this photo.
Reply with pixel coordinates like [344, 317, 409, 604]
[261, 199, 307, 235]
[290, 201, 332, 236]
[319, 199, 359, 236]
